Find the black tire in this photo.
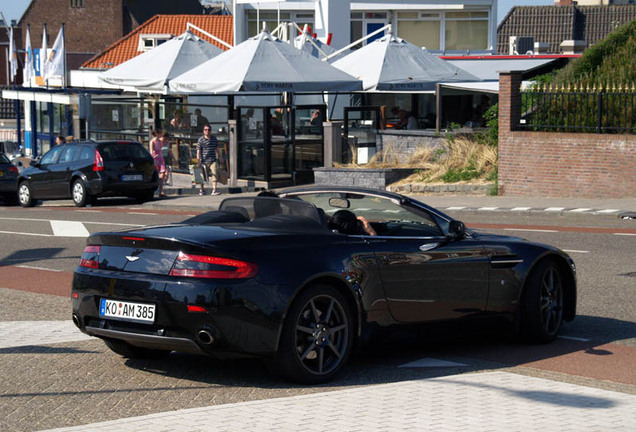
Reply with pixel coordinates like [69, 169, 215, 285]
[135, 190, 155, 204]
[72, 179, 91, 207]
[520, 259, 564, 343]
[274, 284, 354, 384]
[18, 182, 35, 207]
[103, 338, 171, 359]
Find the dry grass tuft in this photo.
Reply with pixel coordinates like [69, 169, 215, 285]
[336, 137, 498, 184]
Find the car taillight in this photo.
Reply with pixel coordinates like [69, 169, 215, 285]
[93, 149, 104, 171]
[79, 245, 100, 269]
[9, 165, 19, 175]
[169, 252, 258, 279]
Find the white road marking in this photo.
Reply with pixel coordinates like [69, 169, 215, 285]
[562, 249, 590, 254]
[0, 230, 53, 237]
[446, 206, 466, 210]
[0, 216, 141, 227]
[558, 335, 591, 342]
[597, 209, 620, 213]
[545, 207, 565, 212]
[614, 232, 636, 236]
[503, 228, 559, 233]
[569, 208, 592, 213]
[15, 264, 64, 272]
[399, 358, 468, 368]
[478, 207, 498, 211]
[511, 207, 531, 211]
[50, 220, 90, 237]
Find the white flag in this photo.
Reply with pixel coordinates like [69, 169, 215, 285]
[24, 26, 35, 85]
[45, 25, 65, 79]
[9, 28, 18, 82]
[40, 24, 47, 80]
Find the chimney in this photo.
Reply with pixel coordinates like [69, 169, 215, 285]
[560, 39, 586, 54]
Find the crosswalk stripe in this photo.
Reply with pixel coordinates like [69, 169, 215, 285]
[50, 220, 90, 237]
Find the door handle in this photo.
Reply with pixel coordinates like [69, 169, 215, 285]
[418, 243, 439, 252]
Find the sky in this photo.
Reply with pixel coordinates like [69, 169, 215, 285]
[2, 1, 556, 25]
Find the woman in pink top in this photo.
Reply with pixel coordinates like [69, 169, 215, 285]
[150, 130, 166, 197]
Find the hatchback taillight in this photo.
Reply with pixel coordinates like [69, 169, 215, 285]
[79, 245, 100, 269]
[9, 165, 19, 175]
[93, 149, 104, 172]
[169, 252, 258, 279]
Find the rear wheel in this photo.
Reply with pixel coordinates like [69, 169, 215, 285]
[103, 338, 171, 359]
[274, 284, 353, 384]
[520, 259, 564, 343]
[18, 182, 35, 207]
[72, 180, 91, 207]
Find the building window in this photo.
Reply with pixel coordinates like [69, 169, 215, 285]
[397, 12, 441, 50]
[138, 34, 173, 51]
[351, 12, 389, 46]
[444, 11, 488, 51]
[247, 12, 295, 37]
[70, 0, 84, 8]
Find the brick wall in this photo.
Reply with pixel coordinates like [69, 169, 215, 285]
[21, 0, 123, 55]
[498, 71, 636, 198]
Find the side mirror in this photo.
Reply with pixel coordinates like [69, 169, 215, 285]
[29, 159, 40, 168]
[448, 220, 466, 240]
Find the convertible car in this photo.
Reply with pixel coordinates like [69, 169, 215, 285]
[72, 186, 576, 383]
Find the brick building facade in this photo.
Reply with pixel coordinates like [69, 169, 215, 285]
[18, 0, 205, 70]
[498, 71, 636, 198]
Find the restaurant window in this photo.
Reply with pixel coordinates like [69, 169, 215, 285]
[247, 12, 292, 37]
[444, 11, 488, 51]
[397, 12, 441, 50]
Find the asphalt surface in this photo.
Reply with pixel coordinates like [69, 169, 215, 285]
[0, 179, 634, 431]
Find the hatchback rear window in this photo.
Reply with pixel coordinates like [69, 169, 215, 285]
[0, 154, 10, 164]
[98, 143, 152, 161]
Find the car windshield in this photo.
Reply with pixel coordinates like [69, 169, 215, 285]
[98, 143, 152, 161]
[287, 191, 443, 237]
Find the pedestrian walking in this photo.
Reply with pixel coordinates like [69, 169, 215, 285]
[150, 130, 167, 197]
[197, 124, 220, 196]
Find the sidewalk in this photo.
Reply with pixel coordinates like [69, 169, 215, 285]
[37, 369, 636, 431]
[158, 173, 636, 217]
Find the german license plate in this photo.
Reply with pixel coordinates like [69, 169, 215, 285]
[121, 174, 143, 181]
[99, 298, 155, 323]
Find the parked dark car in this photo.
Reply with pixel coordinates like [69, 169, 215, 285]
[17, 140, 158, 207]
[0, 152, 20, 204]
[72, 187, 576, 383]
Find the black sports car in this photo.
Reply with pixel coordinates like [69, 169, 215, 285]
[72, 186, 576, 383]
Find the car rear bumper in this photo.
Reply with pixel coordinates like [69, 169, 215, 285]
[87, 175, 158, 196]
[72, 269, 286, 357]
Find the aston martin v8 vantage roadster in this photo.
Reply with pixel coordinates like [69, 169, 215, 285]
[72, 186, 576, 383]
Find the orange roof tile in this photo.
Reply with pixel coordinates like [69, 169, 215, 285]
[82, 15, 233, 70]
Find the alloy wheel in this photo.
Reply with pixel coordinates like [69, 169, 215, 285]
[294, 294, 349, 375]
[539, 266, 563, 337]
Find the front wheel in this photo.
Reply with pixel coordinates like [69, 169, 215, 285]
[520, 259, 564, 343]
[18, 182, 35, 207]
[103, 338, 171, 360]
[274, 284, 354, 384]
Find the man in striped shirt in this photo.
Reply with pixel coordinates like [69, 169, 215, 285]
[196, 125, 220, 196]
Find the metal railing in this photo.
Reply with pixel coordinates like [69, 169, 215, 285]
[519, 86, 636, 134]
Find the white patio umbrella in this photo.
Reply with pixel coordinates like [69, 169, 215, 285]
[331, 33, 480, 92]
[169, 30, 362, 93]
[99, 30, 224, 92]
[294, 31, 337, 60]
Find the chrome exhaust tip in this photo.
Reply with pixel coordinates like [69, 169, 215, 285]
[72, 314, 81, 328]
[197, 329, 215, 345]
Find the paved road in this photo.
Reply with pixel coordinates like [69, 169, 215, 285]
[0, 197, 634, 431]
